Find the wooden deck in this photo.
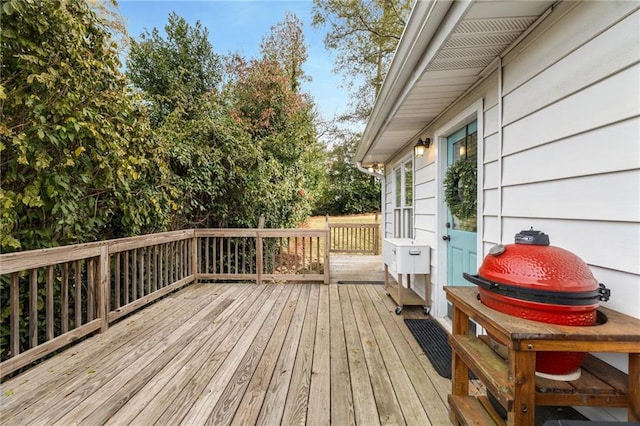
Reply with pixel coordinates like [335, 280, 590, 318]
[329, 254, 385, 284]
[0, 281, 451, 425]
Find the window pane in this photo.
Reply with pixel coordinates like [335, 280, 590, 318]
[395, 168, 401, 207]
[394, 209, 401, 238]
[466, 130, 477, 163]
[453, 140, 464, 162]
[404, 161, 413, 207]
[404, 208, 413, 239]
[453, 215, 477, 232]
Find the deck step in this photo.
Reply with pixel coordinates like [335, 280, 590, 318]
[449, 334, 513, 410]
[448, 394, 505, 426]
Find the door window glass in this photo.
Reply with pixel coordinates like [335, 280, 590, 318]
[449, 122, 477, 232]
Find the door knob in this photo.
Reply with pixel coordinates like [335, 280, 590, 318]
[442, 235, 451, 241]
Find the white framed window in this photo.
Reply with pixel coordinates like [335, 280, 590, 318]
[393, 157, 413, 238]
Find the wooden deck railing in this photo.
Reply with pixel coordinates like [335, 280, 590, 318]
[0, 227, 329, 378]
[328, 223, 380, 255]
[196, 229, 329, 284]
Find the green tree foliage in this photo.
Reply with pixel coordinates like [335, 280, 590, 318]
[126, 12, 321, 229]
[225, 54, 321, 228]
[260, 11, 310, 92]
[159, 96, 262, 229]
[312, 0, 412, 122]
[126, 12, 221, 126]
[0, 0, 172, 252]
[314, 129, 380, 215]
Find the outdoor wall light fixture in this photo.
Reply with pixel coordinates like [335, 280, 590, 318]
[414, 138, 431, 157]
[366, 163, 384, 174]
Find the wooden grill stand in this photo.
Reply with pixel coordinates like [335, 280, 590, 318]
[446, 287, 640, 426]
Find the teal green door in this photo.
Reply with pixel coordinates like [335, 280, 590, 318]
[445, 121, 478, 286]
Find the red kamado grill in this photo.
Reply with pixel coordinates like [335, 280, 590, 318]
[464, 228, 610, 380]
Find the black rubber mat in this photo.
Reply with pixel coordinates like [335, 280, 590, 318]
[337, 280, 384, 285]
[404, 318, 454, 379]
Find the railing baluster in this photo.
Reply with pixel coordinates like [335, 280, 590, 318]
[124, 252, 130, 305]
[99, 246, 109, 333]
[61, 263, 69, 334]
[139, 248, 145, 298]
[184, 240, 188, 277]
[29, 270, 38, 348]
[205, 237, 210, 274]
[46, 265, 54, 340]
[241, 238, 246, 275]
[234, 238, 239, 275]
[115, 252, 121, 309]
[160, 243, 165, 289]
[10, 272, 19, 358]
[75, 260, 82, 327]
[228, 237, 232, 274]
[302, 237, 306, 273]
[146, 247, 151, 295]
[153, 245, 158, 292]
[179, 240, 183, 279]
[131, 249, 137, 301]
[87, 259, 95, 321]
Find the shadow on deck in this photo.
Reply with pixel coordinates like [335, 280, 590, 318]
[0, 279, 451, 425]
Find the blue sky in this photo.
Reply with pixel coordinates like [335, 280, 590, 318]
[118, 1, 349, 123]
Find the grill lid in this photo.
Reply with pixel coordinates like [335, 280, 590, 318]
[465, 228, 611, 304]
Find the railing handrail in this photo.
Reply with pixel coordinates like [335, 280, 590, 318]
[0, 230, 196, 274]
[328, 223, 379, 228]
[195, 228, 329, 237]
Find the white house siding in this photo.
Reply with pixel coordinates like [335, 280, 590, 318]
[495, 5, 639, 419]
[498, 1, 640, 320]
[395, 1, 640, 315]
[377, 0, 638, 421]
[383, 175, 394, 240]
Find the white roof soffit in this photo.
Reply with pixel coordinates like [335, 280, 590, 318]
[356, 0, 557, 166]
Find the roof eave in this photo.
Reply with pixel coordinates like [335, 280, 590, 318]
[356, 0, 470, 165]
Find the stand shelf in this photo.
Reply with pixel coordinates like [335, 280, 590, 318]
[383, 266, 430, 315]
[446, 287, 640, 426]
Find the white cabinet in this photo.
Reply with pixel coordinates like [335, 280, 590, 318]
[382, 238, 431, 315]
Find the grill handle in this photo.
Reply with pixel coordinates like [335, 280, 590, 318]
[462, 273, 609, 306]
[598, 283, 611, 302]
[462, 272, 495, 290]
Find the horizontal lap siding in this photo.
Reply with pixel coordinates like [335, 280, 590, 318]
[499, 2, 640, 319]
[414, 150, 437, 288]
[482, 85, 501, 247]
[384, 177, 394, 239]
[382, 2, 638, 326]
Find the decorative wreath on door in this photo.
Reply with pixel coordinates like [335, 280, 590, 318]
[443, 159, 477, 219]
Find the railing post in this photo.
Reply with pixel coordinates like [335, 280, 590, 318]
[99, 245, 109, 333]
[191, 230, 198, 283]
[324, 225, 330, 285]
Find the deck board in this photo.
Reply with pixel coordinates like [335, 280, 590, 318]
[1, 280, 450, 425]
[328, 283, 356, 425]
[306, 284, 331, 426]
